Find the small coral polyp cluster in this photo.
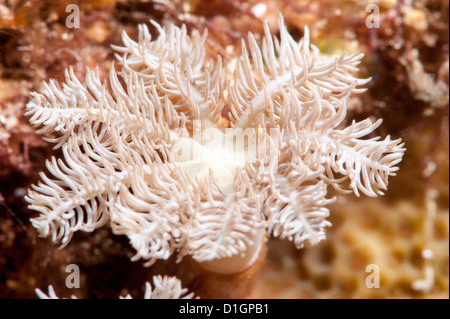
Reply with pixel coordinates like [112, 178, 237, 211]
[36, 275, 195, 299]
[25, 15, 404, 275]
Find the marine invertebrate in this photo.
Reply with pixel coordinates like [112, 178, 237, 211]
[25, 15, 405, 275]
[35, 275, 195, 299]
